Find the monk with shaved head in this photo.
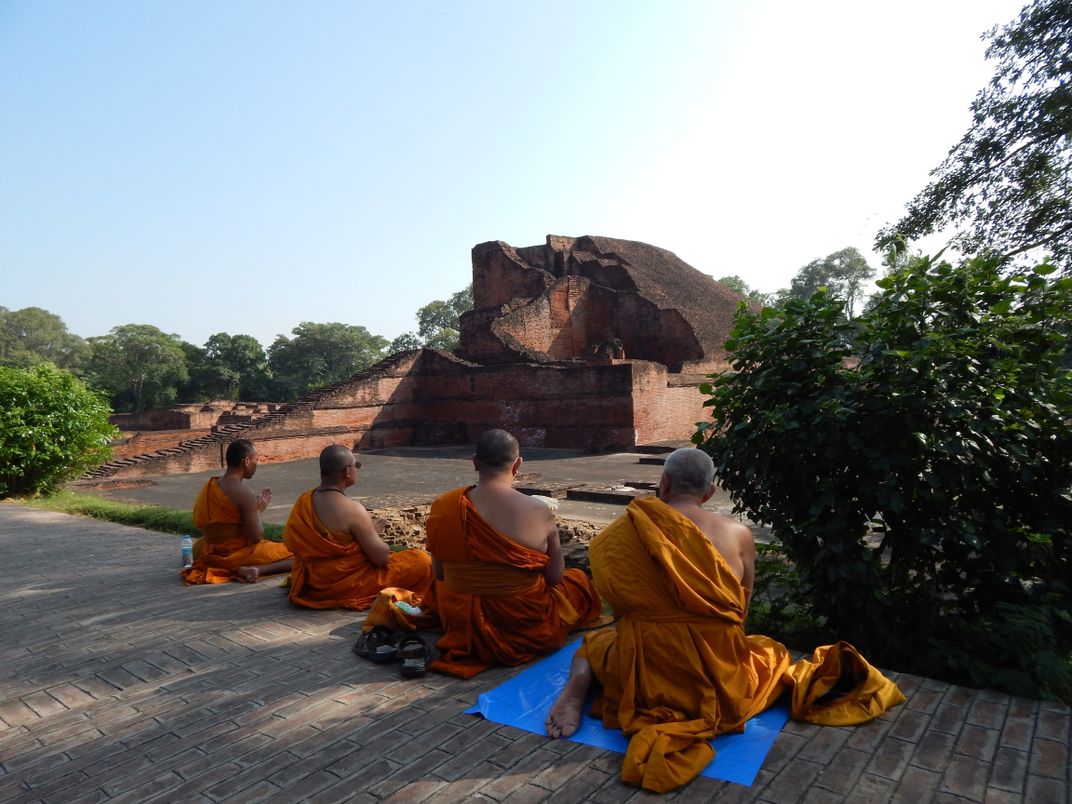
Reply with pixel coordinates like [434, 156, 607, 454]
[282, 445, 433, 609]
[545, 448, 904, 793]
[183, 438, 293, 585]
[421, 429, 602, 678]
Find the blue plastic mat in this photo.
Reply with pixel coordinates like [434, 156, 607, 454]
[465, 637, 790, 786]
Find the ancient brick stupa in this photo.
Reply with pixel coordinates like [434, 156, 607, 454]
[460, 235, 742, 373]
[86, 235, 746, 480]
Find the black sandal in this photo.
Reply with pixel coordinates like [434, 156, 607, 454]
[353, 626, 400, 663]
[398, 634, 430, 678]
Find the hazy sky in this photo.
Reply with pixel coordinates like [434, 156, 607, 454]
[1, 0, 1027, 349]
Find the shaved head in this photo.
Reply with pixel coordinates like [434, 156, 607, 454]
[662, 448, 715, 496]
[475, 429, 519, 470]
[319, 444, 355, 478]
[225, 438, 256, 468]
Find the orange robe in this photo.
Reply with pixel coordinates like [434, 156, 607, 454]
[583, 497, 905, 793]
[182, 477, 293, 585]
[283, 489, 433, 610]
[425, 486, 602, 679]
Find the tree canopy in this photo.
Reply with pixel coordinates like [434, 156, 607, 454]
[87, 324, 189, 413]
[716, 276, 771, 307]
[267, 322, 388, 399]
[788, 247, 876, 318]
[879, 0, 1072, 271]
[391, 284, 474, 352]
[0, 306, 89, 372]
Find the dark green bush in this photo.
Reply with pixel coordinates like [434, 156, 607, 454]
[0, 364, 118, 497]
[697, 255, 1072, 701]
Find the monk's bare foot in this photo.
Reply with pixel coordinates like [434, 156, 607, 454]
[546, 659, 592, 738]
[235, 566, 260, 584]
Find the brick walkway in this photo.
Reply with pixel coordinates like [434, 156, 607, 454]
[0, 504, 1068, 803]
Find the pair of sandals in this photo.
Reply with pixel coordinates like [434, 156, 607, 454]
[353, 626, 429, 678]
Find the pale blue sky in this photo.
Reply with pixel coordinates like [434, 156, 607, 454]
[1, 0, 1026, 349]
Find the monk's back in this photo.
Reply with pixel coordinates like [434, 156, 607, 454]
[668, 503, 750, 583]
[468, 484, 550, 553]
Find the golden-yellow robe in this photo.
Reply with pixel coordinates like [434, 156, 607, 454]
[424, 486, 602, 679]
[583, 496, 905, 793]
[182, 477, 293, 585]
[282, 489, 433, 610]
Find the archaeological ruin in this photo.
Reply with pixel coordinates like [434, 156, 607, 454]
[85, 235, 745, 481]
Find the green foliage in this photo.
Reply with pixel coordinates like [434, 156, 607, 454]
[392, 284, 474, 353]
[788, 247, 876, 318]
[179, 333, 272, 401]
[716, 276, 772, 307]
[20, 491, 285, 540]
[0, 306, 89, 373]
[879, 0, 1072, 272]
[0, 364, 117, 497]
[388, 331, 423, 354]
[87, 324, 189, 412]
[267, 322, 389, 399]
[697, 254, 1072, 701]
[745, 542, 832, 647]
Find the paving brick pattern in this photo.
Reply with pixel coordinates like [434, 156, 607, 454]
[1, 505, 1068, 802]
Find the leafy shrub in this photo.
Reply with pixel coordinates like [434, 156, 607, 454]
[0, 364, 118, 497]
[697, 255, 1072, 701]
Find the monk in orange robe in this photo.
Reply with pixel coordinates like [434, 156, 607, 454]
[546, 448, 905, 793]
[424, 429, 602, 679]
[183, 438, 293, 585]
[283, 445, 433, 610]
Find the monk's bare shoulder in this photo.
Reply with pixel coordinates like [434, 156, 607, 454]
[217, 475, 254, 508]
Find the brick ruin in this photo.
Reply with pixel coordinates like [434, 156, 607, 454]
[82, 235, 744, 481]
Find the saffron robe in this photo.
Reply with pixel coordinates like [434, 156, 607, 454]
[182, 477, 293, 585]
[583, 497, 905, 793]
[282, 489, 433, 610]
[425, 486, 602, 679]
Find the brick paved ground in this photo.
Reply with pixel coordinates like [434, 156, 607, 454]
[0, 504, 1068, 803]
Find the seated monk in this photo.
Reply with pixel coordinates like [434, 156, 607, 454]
[423, 429, 602, 678]
[283, 445, 433, 609]
[546, 448, 905, 794]
[183, 438, 293, 585]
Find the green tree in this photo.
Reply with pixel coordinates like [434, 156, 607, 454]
[411, 284, 474, 351]
[176, 341, 230, 402]
[0, 364, 118, 497]
[788, 247, 876, 318]
[717, 275, 773, 307]
[204, 333, 271, 399]
[388, 331, 423, 354]
[87, 324, 189, 412]
[267, 322, 389, 399]
[696, 255, 1072, 700]
[0, 306, 90, 372]
[879, 0, 1072, 272]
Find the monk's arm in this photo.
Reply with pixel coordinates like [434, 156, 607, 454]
[238, 486, 268, 544]
[543, 518, 565, 587]
[349, 503, 391, 567]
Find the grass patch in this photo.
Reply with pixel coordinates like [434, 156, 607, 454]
[17, 490, 285, 541]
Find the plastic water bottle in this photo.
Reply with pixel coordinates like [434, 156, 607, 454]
[181, 534, 193, 568]
[395, 600, 422, 616]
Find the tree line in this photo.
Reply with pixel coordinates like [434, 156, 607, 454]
[0, 286, 473, 413]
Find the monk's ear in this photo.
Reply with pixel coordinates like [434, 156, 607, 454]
[511, 456, 522, 476]
[657, 475, 671, 499]
[701, 483, 716, 504]
[471, 453, 480, 472]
